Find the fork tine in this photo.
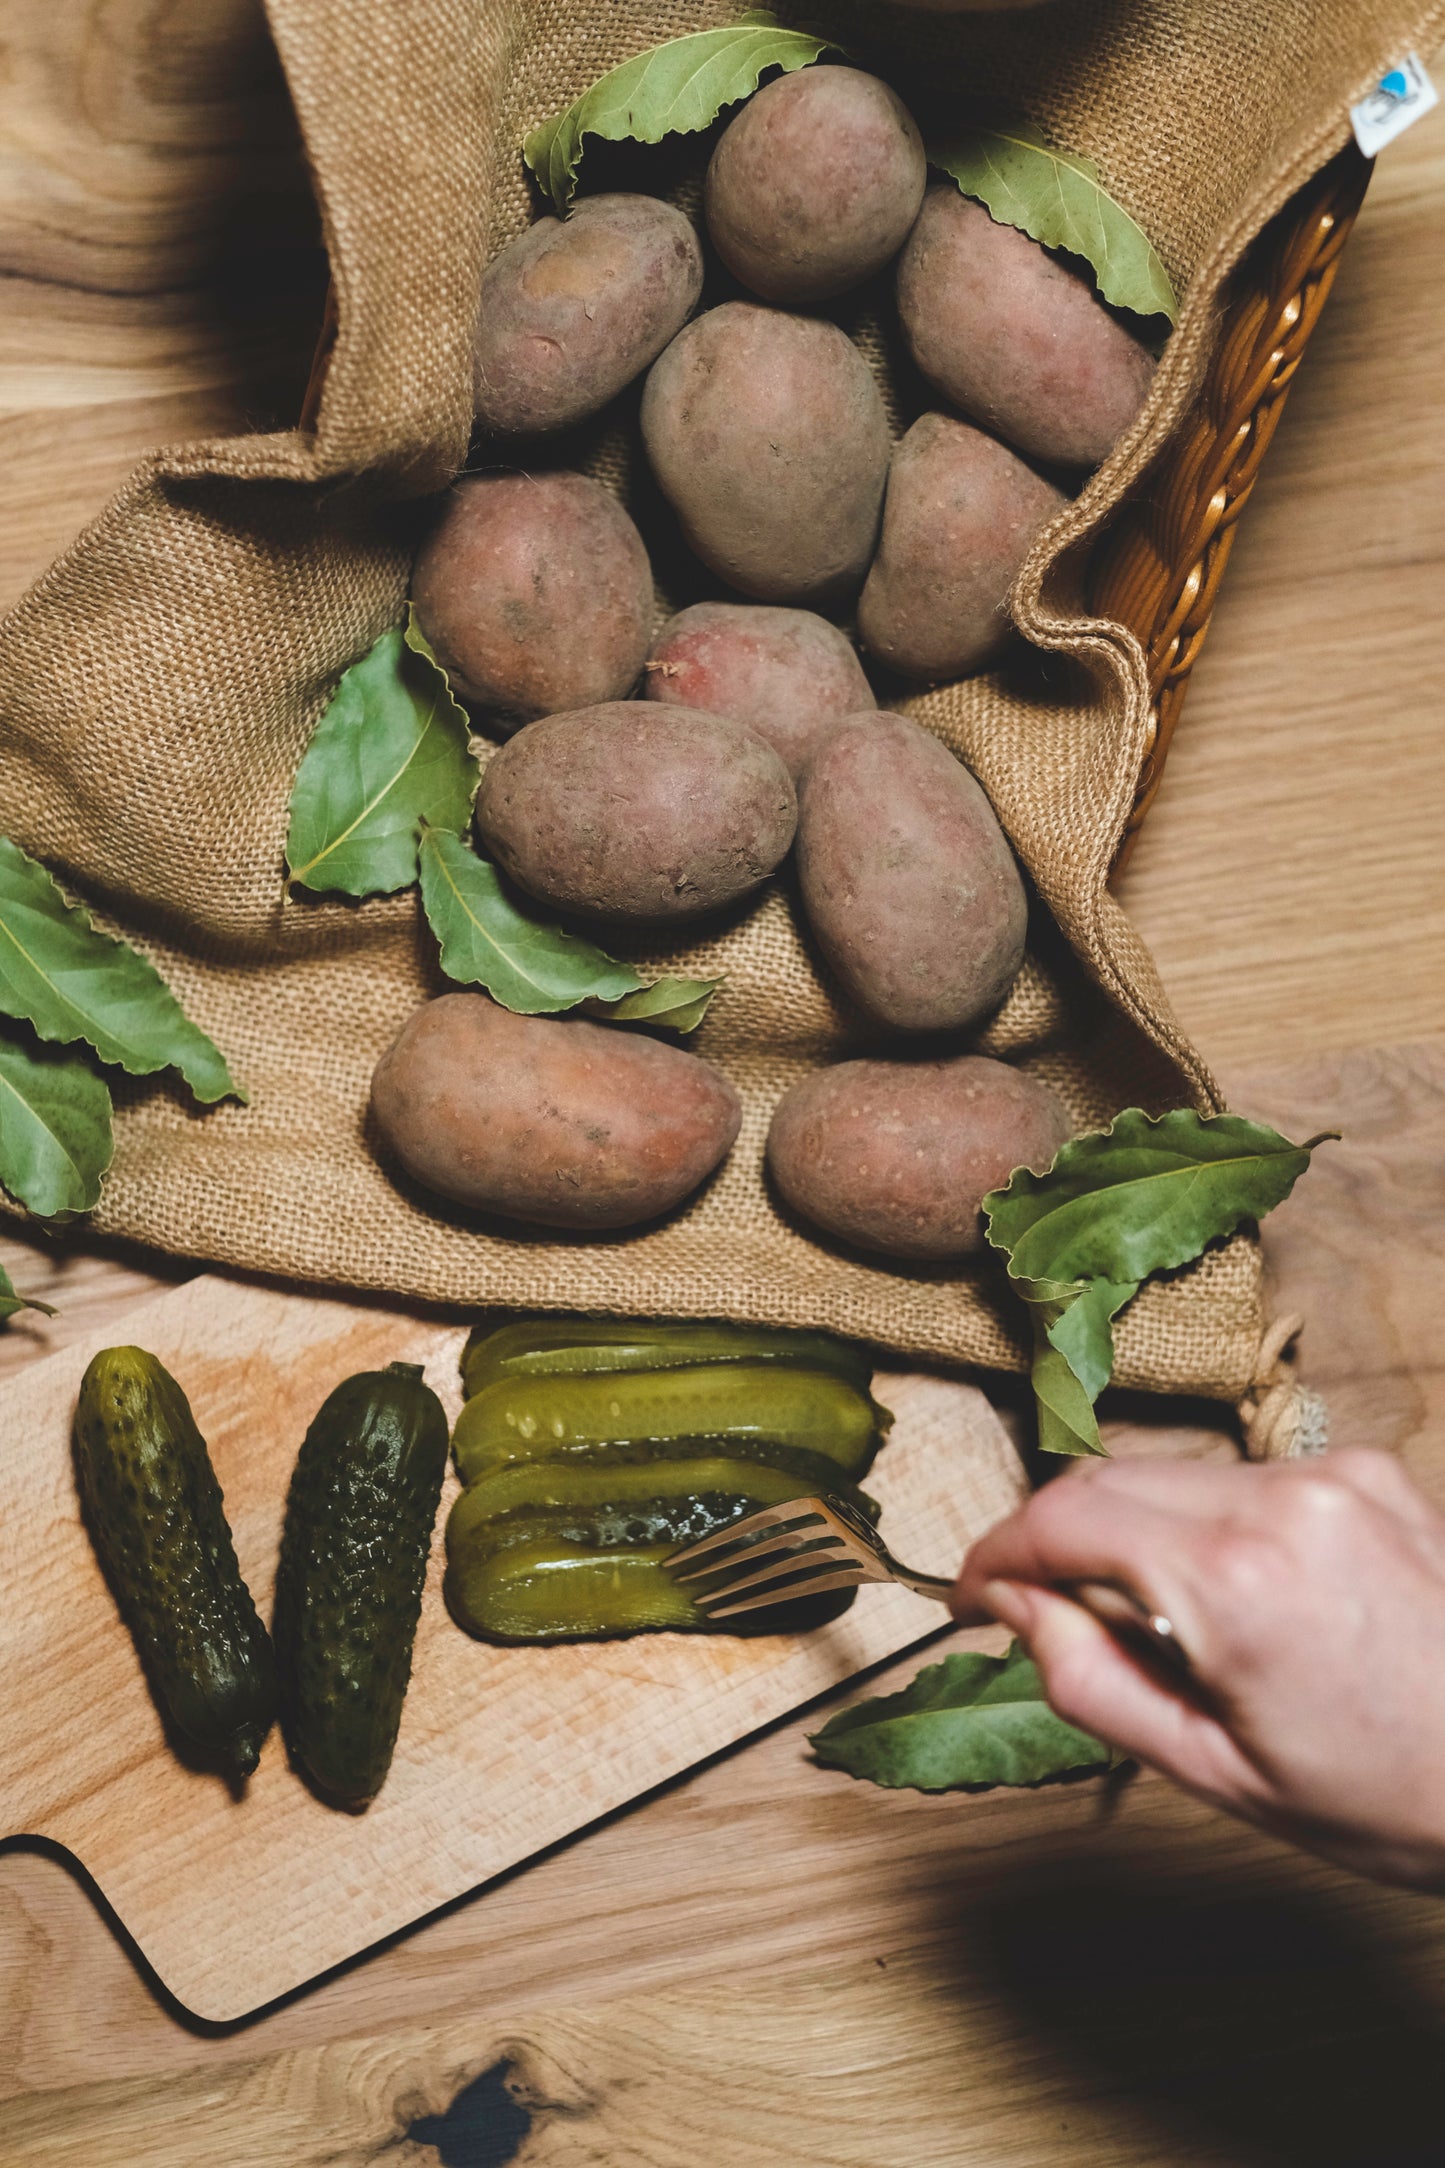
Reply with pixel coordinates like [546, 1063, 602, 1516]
[687, 1541, 865, 1604]
[668, 1522, 844, 1585]
[698, 1567, 869, 1619]
[664, 1498, 827, 1573]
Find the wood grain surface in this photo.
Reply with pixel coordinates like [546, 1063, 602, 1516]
[0, 2, 1443, 2161]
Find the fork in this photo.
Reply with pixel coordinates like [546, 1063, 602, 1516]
[664, 1493, 1191, 1677]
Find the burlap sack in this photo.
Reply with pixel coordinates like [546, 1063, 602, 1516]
[1, 0, 1436, 1409]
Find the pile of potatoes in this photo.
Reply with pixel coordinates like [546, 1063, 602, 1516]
[374, 61, 1159, 1263]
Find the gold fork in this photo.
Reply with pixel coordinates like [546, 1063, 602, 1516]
[664, 1493, 1191, 1677]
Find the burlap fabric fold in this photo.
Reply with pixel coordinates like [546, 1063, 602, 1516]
[1, 0, 1437, 1398]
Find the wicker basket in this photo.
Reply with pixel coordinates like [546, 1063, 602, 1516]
[1096, 143, 1374, 874]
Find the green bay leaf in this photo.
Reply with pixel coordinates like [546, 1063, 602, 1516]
[984, 1109, 1323, 1291]
[0, 1260, 57, 1322]
[928, 120, 1178, 324]
[0, 1020, 114, 1219]
[984, 1110, 1326, 1460]
[524, 11, 837, 211]
[1030, 1309, 1106, 1459]
[1045, 1275, 1140, 1403]
[286, 615, 478, 898]
[809, 1643, 1108, 1791]
[419, 828, 645, 1014]
[589, 975, 722, 1035]
[0, 837, 242, 1106]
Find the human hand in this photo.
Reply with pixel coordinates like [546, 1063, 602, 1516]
[953, 1450, 1445, 1890]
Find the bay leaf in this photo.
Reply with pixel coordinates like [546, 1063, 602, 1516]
[809, 1643, 1108, 1791]
[0, 1260, 57, 1323]
[589, 975, 722, 1035]
[1027, 1277, 1139, 1458]
[1045, 1274, 1141, 1401]
[984, 1109, 1325, 1290]
[524, 11, 837, 212]
[286, 615, 478, 898]
[928, 119, 1178, 324]
[983, 1109, 1328, 1459]
[418, 828, 646, 1014]
[0, 1020, 114, 1220]
[1029, 1327, 1108, 1459]
[0, 837, 243, 1106]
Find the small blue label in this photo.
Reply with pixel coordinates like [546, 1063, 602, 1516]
[1352, 53, 1438, 156]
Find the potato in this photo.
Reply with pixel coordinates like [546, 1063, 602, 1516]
[705, 69, 926, 305]
[477, 701, 797, 923]
[640, 303, 890, 608]
[411, 472, 653, 724]
[797, 710, 1027, 1031]
[472, 194, 704, 436]
[767, 1054, 1071, 1260]
[372, 994, 741, 1230]
[857, 414, 1065, 680]
[897, 188, 1157, 471]
[642, 603, 874, 778]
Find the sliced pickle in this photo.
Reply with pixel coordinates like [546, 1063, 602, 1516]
[460, 1316, 872, 1399]
[446, 1454, 878, 1560]
[444, 1530, 858, 1642]
[451, 1362, 889, 1486]
[445, 1458, 876, 1639]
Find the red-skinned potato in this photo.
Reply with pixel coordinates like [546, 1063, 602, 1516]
[858, 414, 1065, 680]
[473, 194, 704, 436]
[640, 303, 890, 608]
[897, 188, 1156, 471]
[372, 994, 741, 1230]
[643, 603, 874, 779]
[705, 68, 926, 305]
[477, 701, 797, 924]
[797, 710, 1027, 1032]
[411, 472, 653, 725]
[767, 1055, 1071, 1260]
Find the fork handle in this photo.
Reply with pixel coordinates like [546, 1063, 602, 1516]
[897, 1571, 957, 1603]
[915, 1570, 1193, 1679]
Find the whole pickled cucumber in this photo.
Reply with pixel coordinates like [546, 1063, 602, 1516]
[273, 1362, 449, 1806]
[74, 1347, 277, 1778]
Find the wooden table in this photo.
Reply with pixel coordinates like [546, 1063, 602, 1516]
[2, 10, 1444, 2161]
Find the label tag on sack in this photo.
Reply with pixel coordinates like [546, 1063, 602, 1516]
[1351, 54, 1438, 157]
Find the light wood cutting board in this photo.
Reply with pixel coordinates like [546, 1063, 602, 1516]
[0, 1274, 1027, 2021]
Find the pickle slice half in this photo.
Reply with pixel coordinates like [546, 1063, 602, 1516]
[451, 1362, 889, 1486]
[461, 1317, 872, 1399]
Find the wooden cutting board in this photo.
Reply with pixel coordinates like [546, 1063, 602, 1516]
[0, 1274, 1026, 2021]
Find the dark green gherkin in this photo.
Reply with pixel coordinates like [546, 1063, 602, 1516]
[273, 1362, 449, 1806]
[74, 1347, 277, 1778]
